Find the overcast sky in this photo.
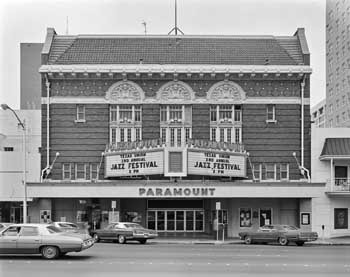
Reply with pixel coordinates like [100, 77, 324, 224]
[0, 0, 325, 109]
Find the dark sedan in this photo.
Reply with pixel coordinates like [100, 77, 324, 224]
[91, 222, 158, 244]
[239, 225, 318, 246]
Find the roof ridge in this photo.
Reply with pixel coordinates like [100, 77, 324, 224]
[72, 34, 280, 39]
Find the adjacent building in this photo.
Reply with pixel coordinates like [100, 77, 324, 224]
[20, 43, 43, 110]
[311, 126, 350, 237]
[0, 110, 41, 222]
[325, 0, 350, 127]
[26, 27, 322, 237]
[311, 99, 326, 128]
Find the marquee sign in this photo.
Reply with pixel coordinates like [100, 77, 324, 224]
[105, 149, 164, 177]
[187, 149, 246, 177]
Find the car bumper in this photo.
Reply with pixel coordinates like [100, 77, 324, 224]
[132, 234, 158, 239]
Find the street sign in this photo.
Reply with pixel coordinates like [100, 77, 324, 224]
[111, 200, 116, 209]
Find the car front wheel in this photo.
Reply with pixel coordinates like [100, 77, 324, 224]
[41, 246, 59, 259]
[278, 237, 289, 246]
[244, 236, 252, 245]
[118, 235, 126, 244]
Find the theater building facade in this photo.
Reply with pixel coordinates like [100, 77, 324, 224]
[28, 27, 324, 237]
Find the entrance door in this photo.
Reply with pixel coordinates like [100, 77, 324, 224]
[147, 210, 204, 232]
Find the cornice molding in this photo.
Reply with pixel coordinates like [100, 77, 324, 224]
[42, 96, 310, 105]
[40, 64, 312, 75]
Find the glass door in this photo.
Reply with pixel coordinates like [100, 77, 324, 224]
[186, 211, 194, 231]
[167, 211, 175, 231]
[157, 211, 165, 231]
[176, 211, 184, 231]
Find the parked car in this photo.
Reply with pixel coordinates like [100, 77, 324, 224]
[51, 221, 88, 234]
[91, 222, 158, 244]
[0, 223, 94, 259]
[238, 225, 318, 246]
[0, 223, 13, 232]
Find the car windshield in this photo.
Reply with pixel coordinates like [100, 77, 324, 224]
[59, 223, 77, 228]
[124, 223, 142, 228]
[106, 224, 117, 230]
[47, 226, 63, 233]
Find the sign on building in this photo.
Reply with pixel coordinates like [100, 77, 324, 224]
[105, 149, 164, 177]
[187, 149, 246, 177]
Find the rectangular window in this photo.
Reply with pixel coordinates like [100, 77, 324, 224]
[253, 163, 261, 180]
[280, 164, 289, 180]
[90, 164, 98, 180]
[219, 105, 232, 121]
[210, 105, 217, 122]
[185, 128, 191, 143]
[235, 128, 241, 143]
[260, 208, 272, 226]
[160, 106, 167, 122]
[334, 208, 348, 229]
[169, 105, 182, 122]
[110, 105, 118, 122]
[211, 128, 216, 141]
[227, 128, 232, 143]
[265, 164, 275, 180]
[170, 128, 175, 147]
[234, 105, 241, 122]
[111, 128, 116, 145]
[119, 105, 132, 122]
[62, 163, 71, 180]
[239, 208, 252, 227]
[134, 105, 141, 122]
[3, 147, 14, 152]
[161, 128, 167, 145]
[127, 128, 132, 142]
[135, 128, 141, 141]
[76, 105, 85, 121]
[120, 128, 125, 142]
[177, 128, 182, 147]
[220, 128, 225, 142]
[266, 104, 275, 121]
[76, 163, 86, 180]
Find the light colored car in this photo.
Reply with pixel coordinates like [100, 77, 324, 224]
[91, 222, 158, 244]
[0, 223, 13, 231]
[51, 221, 87, 234]
[239, 224, 318, 246]
[0, 223, 94, 259]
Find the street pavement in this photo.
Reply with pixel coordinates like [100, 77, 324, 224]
[152, 235, 350, 246]
[1, 240, 350, 277]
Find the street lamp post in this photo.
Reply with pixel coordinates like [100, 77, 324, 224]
[1, 104, 27, 223]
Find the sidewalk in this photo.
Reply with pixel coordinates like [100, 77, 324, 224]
[152, 236, 350, 245]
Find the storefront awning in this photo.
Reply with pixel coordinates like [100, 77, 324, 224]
[320, 138, 350, 160]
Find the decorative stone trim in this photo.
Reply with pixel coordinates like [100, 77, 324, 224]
[157, 81, 194, 103]
[40, 64, 312, 74]
[207, 81, 246, 103]
[105, 80, 144, 103]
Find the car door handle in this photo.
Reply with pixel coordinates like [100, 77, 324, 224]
[11, 240, 17, 242]
[34, 240, 40, 242]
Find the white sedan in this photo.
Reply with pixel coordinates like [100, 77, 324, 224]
[0, 223, 94, 259]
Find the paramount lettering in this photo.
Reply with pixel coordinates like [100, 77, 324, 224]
[138, 187, 216, 197]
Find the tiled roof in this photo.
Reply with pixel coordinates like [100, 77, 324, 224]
[47, 35, 304, 66]
[320, 138, 350, 157]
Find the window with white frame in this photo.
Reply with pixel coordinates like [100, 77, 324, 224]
[159, 105, 192, 147]
[75, 163, 87, 180]
[280, 164, 289, 180]
[266, 104, 276, 122]
[210, 104, 242, 143]
[252, 163, 261, 180]
[76, 105, 85, 122]
[264, 164, 276, 180]
[62, 163, 71, 180]
[109, 105, 142, 145]
[90, 164, 99, 180]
